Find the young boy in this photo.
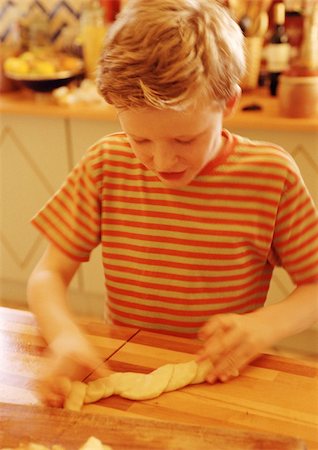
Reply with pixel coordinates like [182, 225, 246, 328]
[27, 0, 318, 406]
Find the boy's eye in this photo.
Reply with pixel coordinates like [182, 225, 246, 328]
[130, 136, 150, 144]
[175, 138, 195, 145]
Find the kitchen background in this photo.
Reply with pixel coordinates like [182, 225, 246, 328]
[0, 0, 317, 356]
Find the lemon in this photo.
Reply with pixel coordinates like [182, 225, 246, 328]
[4, 57, 29, 75]
[33, 61, 56, 76]
[20, 51, 36, 63]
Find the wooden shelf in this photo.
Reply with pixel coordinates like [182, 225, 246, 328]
[1, 87, 317, 131]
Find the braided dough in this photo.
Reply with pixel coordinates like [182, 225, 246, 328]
[63, 359, 212, 411]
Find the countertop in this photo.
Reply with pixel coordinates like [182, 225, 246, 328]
[1, 306, 318, 449]
[1, 87, 317, 132]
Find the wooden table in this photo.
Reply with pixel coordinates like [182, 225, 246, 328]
[1, 306, 318, 449]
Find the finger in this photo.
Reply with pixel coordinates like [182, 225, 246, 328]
[45, 392, 65, 408]
[205, 371, 218, 384]
[54, 376, 72, 396]
[214, 345, 254, 382]
[217, 356, 240, 382]
[37, 355, 77, 406]
[198, 322, 243, 365]
[36, 376, 65, 407]
[196, 328, 223, 361]
[218, 369, 240, 383]
[198, 315, 227, 340]
[204, 360, 239, 384]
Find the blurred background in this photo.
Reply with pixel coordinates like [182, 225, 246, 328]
[0, 0, 317, 94]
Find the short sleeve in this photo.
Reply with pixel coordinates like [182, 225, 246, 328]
[270, 165, 318, 285]
[31, 145, 102, 262]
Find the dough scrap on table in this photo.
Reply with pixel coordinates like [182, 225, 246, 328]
[1, 436, 112, 450]
[64, 359, 213, 411]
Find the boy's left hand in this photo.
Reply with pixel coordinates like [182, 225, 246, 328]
[197, 313, 271, 383]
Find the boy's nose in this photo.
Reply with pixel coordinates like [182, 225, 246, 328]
[153, 145, 178, 171]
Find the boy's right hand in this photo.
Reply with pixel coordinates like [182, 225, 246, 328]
[38, 330, 107, 408]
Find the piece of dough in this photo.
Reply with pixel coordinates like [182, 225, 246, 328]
[119, 364, 174, 400]
[79, 436, 113, 450]
[63, 380, 87, 411]
[190, 358, 213, 384]
[165, 360, 197, 392]
[84, 377, 114, 403]
[1, 436, 112, 450]
[64, 359, 213, 411]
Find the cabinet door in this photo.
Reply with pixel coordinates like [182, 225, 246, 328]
[69, 118, 121, 166]
[0, 115, 121, 314]
[0, 114, 71, 300]
[227, 128, 318, 302]
[228, 129, 318, 206]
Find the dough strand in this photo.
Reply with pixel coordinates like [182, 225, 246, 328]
[64, 359, 213, 411]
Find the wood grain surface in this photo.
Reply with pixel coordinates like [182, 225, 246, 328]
[1, 307, 317, 449]
[85, 330, 318, 450]
[0, 307, 138, 405]
[0, 402, 306, 450]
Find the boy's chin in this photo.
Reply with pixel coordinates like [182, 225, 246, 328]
[156, 170, 194, 188]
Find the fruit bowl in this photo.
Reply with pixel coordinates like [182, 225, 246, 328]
[5, 69, 84, 92]
[3, 51, 84, 92]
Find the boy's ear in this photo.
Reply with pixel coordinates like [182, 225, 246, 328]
[223, 85, 241, 117]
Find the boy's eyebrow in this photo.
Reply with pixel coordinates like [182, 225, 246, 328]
[128, 133, 149, 139]
[128, 129, 206, 140]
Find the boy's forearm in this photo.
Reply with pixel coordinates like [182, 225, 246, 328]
[251, 283, 318, 346]
[27, 270, 81, 345]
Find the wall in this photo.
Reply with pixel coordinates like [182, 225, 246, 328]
[0, 0, 81, 48]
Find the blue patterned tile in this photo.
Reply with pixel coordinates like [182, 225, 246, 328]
[0, 0, 82, 44]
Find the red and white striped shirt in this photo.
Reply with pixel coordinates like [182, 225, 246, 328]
[32, 130, 318, 337]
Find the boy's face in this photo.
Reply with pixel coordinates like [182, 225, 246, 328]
[118, 101, 228, 188]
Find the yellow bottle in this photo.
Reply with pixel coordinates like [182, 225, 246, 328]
[81, 0, 107, 80]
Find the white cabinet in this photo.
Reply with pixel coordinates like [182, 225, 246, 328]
[227, 128, 318, 207]
[1, 113, 69, 301]
[0, 112, 121, 317]
[226, 127, 318, 352]
[227, 127, 318, 306]
[69, 118, 120, 164]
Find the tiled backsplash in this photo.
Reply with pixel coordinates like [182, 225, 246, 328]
[0, 0, 82, 46]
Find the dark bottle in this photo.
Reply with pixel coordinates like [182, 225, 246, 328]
[266, 2, 291, 96]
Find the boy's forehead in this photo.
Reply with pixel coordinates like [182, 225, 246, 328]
[117, 100, 220, 119]
[117, 104, 221, 137]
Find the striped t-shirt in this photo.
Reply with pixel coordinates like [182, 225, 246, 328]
[32, 130, 318, 337]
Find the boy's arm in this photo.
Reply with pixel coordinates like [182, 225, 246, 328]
[27, 243, 81, 343]
[27, 243, 105, 406]
[198, 282, 318, 383]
